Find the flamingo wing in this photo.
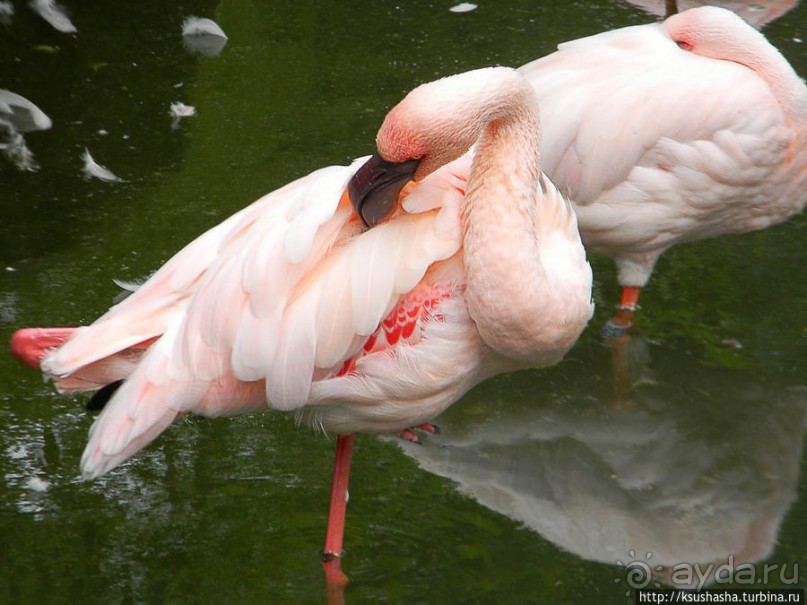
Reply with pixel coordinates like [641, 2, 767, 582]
[50, 155, 467, 478]
[43, 161, 365, 385]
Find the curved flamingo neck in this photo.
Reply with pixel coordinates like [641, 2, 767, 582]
[460, 87, 560, 361]
[726, 37, 806, 122]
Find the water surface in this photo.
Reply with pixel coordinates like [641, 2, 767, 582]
[1, 1, 805, 603]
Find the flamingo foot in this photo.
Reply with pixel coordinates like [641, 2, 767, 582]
[396, 423, 441, 444]
[415, 422, 440, 434]
[397, 429, 421, 444]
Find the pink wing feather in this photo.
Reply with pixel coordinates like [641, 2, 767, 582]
[43, 155, 467, 479]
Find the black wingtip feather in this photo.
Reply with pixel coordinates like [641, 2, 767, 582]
[86, 380, 124, 411]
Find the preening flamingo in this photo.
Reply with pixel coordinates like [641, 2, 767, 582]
[520, 6, 807, 333]
[9, 67, 593, 572]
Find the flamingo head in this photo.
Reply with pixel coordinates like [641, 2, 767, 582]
[664, 6, 759, 59]
[348, 67, 525, 227]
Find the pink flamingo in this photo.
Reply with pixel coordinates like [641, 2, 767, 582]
[520, 6, 807, 333]
[10, 67, 593, 578]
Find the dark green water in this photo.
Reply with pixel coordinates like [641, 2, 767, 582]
[1, 1, 805, 603]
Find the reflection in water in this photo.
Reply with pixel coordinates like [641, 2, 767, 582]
[624, 0, 799, 27]
[0, 291, 18, 322]
[398, 340, 806, 588]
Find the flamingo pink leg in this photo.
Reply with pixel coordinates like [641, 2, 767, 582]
[619, 286, 641, 312]
[602, 286, 642, 339]
[322, 433, 354, 586]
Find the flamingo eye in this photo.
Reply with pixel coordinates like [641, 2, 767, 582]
[676, 39, 693, 51]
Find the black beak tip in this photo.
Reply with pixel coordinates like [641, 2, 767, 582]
[348, 153, 420, 228]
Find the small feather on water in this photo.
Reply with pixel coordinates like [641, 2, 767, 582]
[182, 16, 228, 56]
[0, 89, 52, 132]
[0, 119, 39, 171]
[82, 148, 124, 182]
[449, 3, 478, 13]
[29, 0, 76, 33]
[0, 1, 14, 25]
[170, 101, 196, 129]
[112, 277, 145, 293]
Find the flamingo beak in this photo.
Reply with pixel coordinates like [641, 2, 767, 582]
[348, 153, 420, 227]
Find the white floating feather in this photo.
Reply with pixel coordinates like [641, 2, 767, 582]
[0, 89, 52, 132]
[82, 148, 124, 183]
[0, 119, 39, 171]
[29, 0, 76, 33]
[0, 2, 14, 26]
[169, 101, 196, 129]
[182, 16, 228, 57]
[449, 3, 477, 13]
[112, 278, 144, 293]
